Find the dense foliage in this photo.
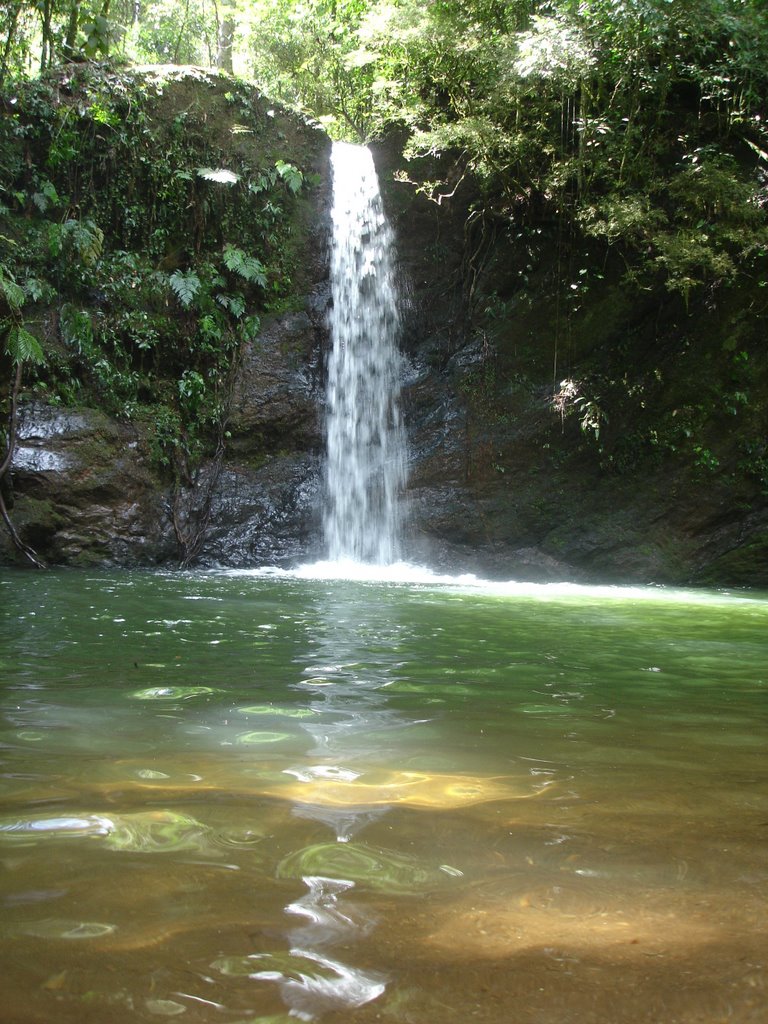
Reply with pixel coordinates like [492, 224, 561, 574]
[245, 0, 768, 291]
[0, 61, 314, 562]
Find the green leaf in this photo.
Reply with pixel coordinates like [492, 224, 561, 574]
[7, 325, 44, 365]
[59, 304, 93, 353]
[242, 314, 261, 343]
[178, 369, 205, 403]
[54, 219, 103, 265]
[197, 167, 240, 185]
[216, 293, 246, 319]
[169, 270, 201, 308]
[0, 270, 25, 311]
[222, 244, 267, 287]
[275, 160, 303, 194]
[23, 278, 47, 303]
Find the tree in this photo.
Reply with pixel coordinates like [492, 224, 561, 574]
[0, 266, 46, 567]
[214, 0, 236, 72]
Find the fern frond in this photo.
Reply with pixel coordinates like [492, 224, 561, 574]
[197, 167, 240, 185]
[169, 270, 201, 308]
[222, 244, 267, 288]
[0, 269, 25, 311]
[7, 325, 44, 364]
[216, 293, 246, 319]
[275, 160, 304, 194]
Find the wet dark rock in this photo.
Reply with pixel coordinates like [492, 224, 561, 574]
[1, 393, 326, 569]
[1, 401, 175, 567]
[229, 310, 324, 452]
[200, 454, 324, 567]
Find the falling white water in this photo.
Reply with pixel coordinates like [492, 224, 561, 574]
[324, 141, 406, 565]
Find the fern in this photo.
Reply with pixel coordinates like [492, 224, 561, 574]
[0, 266, 44, 365]
[62, 219, 103, 265]
[216, 293, 246, 319]
[275, 159, 303, 194]
[6, 325, 44, 364]
[49, 219, 104, 266]
[169, 270, 201, 308]
[59, 304, 94, 353]
[242, 314, 261, 343]
[0, 267, 26, 311]
[23, 278, 47, 303]
[31, 180, 60, 214]
[222, 244, 267, 288]
[197, 167, 240, 185]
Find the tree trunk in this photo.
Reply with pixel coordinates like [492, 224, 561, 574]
[217, 17, 235, 73]
[40, 0, 54, 72]
[0, 2, 22, 86]
[0, 361, 46, 568]
[172, 0, 191, 63]
[63, 0, 81, 61]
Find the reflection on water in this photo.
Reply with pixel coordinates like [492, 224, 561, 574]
[0, 567, 767, 1023]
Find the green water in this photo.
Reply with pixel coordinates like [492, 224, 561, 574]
[1, 568, 766, 1023]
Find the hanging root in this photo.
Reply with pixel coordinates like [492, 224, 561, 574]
[1, 361, 47, 569]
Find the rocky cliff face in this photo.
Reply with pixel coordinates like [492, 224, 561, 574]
[4, 300, 330, 570]
[372, 140, 768, 587]
[5, 317, 326, 569]
[8, 402, 174, 565]
[3, 78, 768, 586]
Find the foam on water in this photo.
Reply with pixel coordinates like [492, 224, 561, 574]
[218, 560, 763, 606]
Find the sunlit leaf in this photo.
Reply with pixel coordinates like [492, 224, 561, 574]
[222, 244, 267, 287]
[275, 159, 303, 194]
[197, 167, 240, 185]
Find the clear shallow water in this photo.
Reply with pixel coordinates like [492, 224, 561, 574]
[0, 566, 766, 1023]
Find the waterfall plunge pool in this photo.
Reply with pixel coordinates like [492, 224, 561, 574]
[0, 566, 766, 1023]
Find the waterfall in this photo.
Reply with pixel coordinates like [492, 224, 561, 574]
[323, 141, 406, 565]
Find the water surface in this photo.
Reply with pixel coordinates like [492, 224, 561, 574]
[1, 568, 766, 1023]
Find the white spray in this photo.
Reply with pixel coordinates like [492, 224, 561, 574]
[323, 142, 406, 565]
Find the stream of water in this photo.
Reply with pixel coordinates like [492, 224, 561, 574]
[0, 568, 767, 1023]
[323, 142, 406, 565]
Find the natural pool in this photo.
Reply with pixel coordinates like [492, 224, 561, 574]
[0, 566, 766, 1023]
